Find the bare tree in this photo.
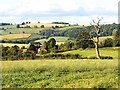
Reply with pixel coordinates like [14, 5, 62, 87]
[90, 17, 103, 59]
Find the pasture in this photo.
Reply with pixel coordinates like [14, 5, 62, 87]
[35, 36, 69, 45]
[0, 43, 29, 48]
[1, 47, 119, 88]
[0, 23, 69, 35]
[2, 59, 118, 88]
[24, 23, 69, 28]
[0, 28, 42, 35]
[61, 47, 119, 59]
[0, 34, 31, 40]
[93, 36, 114, 43]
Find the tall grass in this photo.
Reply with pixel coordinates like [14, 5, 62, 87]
[2, 59, 118, 88]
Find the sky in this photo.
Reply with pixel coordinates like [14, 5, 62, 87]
[0, 0, 119, 24]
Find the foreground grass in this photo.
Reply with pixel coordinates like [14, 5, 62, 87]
[2, 59, 118, 88]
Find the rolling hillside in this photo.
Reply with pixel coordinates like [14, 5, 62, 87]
[35, 36, 69, 45]
[0, 34, 31, 40]
[22, 23, 69, 28]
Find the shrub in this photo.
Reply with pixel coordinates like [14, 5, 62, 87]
[100, 56, 113, 59]
[88, 56, 113, 59]
[88, 56, 98, 59]
[23, 52, 35, 60]
[39, 54, 82, 59]
[103, 38, 113, 47]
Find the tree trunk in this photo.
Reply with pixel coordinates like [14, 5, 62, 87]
[91, 17, 103, 59]
[95, 43, 100, 59]
[95, 36, 101, 59]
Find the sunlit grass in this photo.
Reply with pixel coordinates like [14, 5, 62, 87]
[61, 47, 118, 59]
[2, 59, 118, 88]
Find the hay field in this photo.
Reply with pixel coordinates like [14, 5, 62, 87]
[0, 34, 31, 40]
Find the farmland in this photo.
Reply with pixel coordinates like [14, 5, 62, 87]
[2, 59, 118, 88]
[61, 47, 118, 59]
[0, 23, 69, 35]
[0, 28, 42, 35]
[35, 36, 69, 45]
[1, 47, 119, 88]
[0, 43, 29, 48]
[0, 22, 119, 89]
[23, 22, 69, 28]
[0, 34, 31, 40]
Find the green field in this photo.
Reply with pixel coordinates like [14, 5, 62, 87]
[0, 23, 69, 35]
[0, 43, 29, 48]
[0, 24, 119, 88]
[2, 59, 118, 88]
[35, 36, 69, 45]
[0, 28, 42, 35]
[24, 23, 69, 28]
[60, 47, 119, 59]
[0, 34, 31, 40]
[1, 47, 119, 88]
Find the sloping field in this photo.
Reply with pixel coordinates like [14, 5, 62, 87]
[0, 28, 44, 35]
[0, 43, 29, 48]
[61, 47, 119, 59]
[58, 25, 82, 30]
[35, 36, 69, 45]
[23, 23, 69, 28]
[93, 36, 113, 42]
[0, 34, 31, 40]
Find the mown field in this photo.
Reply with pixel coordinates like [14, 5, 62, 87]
[24, 23, 69, 28]
[35, 36, 69, 45]
[0, 34, 31, 40]
[61, 47, 119, 59]
[0, 43, 29, 48]
[1, 47, 119, 88]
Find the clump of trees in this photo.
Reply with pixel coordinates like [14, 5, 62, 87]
[59, 31, 95, 51]
[1, 45, 36, 60]
[39, 38, 58, 54]
[2, 45, 24, 60]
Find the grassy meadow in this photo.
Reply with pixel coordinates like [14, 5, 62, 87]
[24, 23, 69, 28]
[0, 24, 119, 89]
[1, 47, 119, 88]
[2, 59, 118, 88]
[0, 34, 31, 40]
[0, 43, 29, 48]
[35, 36, 69, 45]
[0, 28, 42, 35]
[61, 47, 119, 59]
[0, 23, 69, 35]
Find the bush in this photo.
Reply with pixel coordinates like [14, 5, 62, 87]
[114, 38, 120, 46]
[103, 38, 113, 47]
[88, 56, 113, 59]
[100, 56, 113, 59]
[23, 52, 35, 60]
[40, 54, 83, 59]
[88, 56, 98, 59]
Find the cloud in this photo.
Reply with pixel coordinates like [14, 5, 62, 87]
[0, 0, 118, 24]
[0, 0, 118, 16]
